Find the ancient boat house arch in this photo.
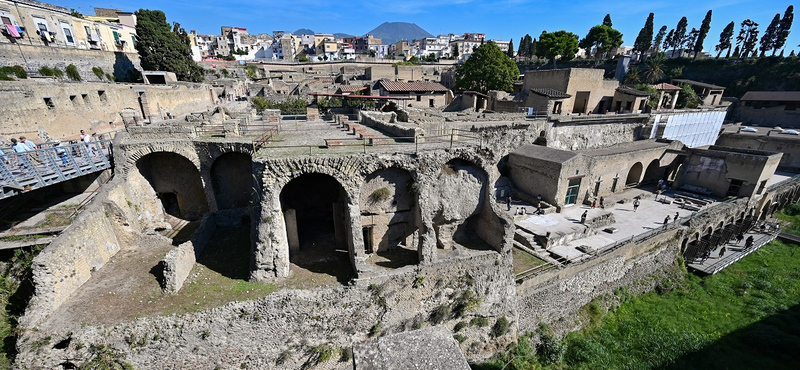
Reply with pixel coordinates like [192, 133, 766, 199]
[133, 151, 209, 220]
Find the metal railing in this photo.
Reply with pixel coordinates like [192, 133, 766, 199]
[0, 138, 114, 199]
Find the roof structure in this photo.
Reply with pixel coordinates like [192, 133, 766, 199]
[672, 79, 725, 90]
[530, 87, 571, 99]
[651, 83, 682, 91]
[377, 81, 450, 93]
[307, 93, 411, 100]
[337, 85, 367, 93]
[741, 91, 800, 102]
[616, 87, 651, 97]
[511, 144, 578, 164]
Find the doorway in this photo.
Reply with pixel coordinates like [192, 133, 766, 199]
[565, 178, 581, 205]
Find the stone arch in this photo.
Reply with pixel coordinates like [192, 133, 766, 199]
[125, 143, 202, 175]
[625, 162, 644, 187]
[642, 159, 661, 184]
[279, 172, 354, 283]
[359, 167, 420, 269]
[135, 151, 209, 220]
[429, 158, 493, 252]
[210, 152, 254, 210]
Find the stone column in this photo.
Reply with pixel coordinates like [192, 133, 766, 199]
[657, 91, 665, 110]
[670, 91, 679, 109]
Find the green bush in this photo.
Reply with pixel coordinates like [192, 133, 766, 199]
[429, 304, 451, 325]
[38, 66, 54, 76]
[252, 97, 308, 115]
[470, 317, 489, 327]
[0, 66, 27, 79]
[536, 323, 565, 364]
[52, 68, 64, 78]
[65, 64, 81, 81]
[783, 202, 800, 216]
[454, 321, 468, 332]
[369, 188, 392, 203]
[92, 67, 104, 80]
[491, 317, 510, 337]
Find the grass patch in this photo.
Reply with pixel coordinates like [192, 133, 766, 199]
[474, 238, 800, 369]
[512, 248, 546, 275]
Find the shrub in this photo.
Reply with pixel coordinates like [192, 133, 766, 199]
[275, 350, 291, 365]
[491, 317, 510, 337]
[429, 304, 451, 325]
[451, 290, 482, 318]
[339, 348, 353, 362]
[65, 64, 81, 81]
[38, 66, 54, 76]
[52, 67, 64, 78]
[369, 324, 380, 337]
[92, 67, 104, 80]
[369, 187, 392, 203]
[105, 73, 114, 81]
[784, 202, 800, 216]
[454, 321, 468, 332]
[536, 323, 565, 364]
[453, 334, 467, 343]
[470, 317, 489, 327]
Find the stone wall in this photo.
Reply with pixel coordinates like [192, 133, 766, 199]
[516, 227, 683, 334]
[0, 43, 140, 81]
[0, 79, 214, 141]
[360, 111, 423, 137]
[548, 116, 648, 151]
[162, 213, 218, 293]
[716, 133, 800, 172]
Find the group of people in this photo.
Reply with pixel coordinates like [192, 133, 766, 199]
[4, 130, 99, 174]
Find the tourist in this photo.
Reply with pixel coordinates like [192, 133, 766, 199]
[674, 212, 680, 222]
[664, 215, 670, 225]
[599, 196, 605, 208]
[54, 141, 68, 165]
[592, 199, 596, 209]
[581, 210, 588, 224]
[19, 136, 43, 164]
[80, 130, 96, 157]
[506, 197, 511, 211]
[736, 233, 744, 245]
[10, 138, 32, 174]
[520, 207, 526, 215]
[719, 246, 727, 258]
[633, 198, 640, 212]
[745, 235, 755, 249]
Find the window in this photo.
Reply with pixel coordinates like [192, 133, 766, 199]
[429, 98, 435, 107]
[81, 93, 89, 104]
[97, 90, 107, 102]
[727, 179, 744, 197]
[565, 178, 581, 205]
[130, 34, 137, 47]
[1, 16, 12, 26]
[43, 97, 55, 109]
[416, 95, 421, 102]
[69, 95, 78, 104]
[63, 27, 74, 44]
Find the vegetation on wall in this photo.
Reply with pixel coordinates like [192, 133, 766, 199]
[252, 97, 308, 115]
[65, 64, 81, 81]
[0, 66, 26, 81]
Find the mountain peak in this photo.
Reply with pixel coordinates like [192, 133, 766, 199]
[366, 22, 433, 45]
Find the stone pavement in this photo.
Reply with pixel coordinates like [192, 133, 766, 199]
[504, 186, 701, 261]
[687, 229, 778, 275]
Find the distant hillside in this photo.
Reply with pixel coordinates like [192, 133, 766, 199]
[366, 22, 433, 45]
[294, 28, 314, 35]
[334, 33, 354, 39]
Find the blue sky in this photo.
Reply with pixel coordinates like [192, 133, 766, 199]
[61, 0, 799, 54]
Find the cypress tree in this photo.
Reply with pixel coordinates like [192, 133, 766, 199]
[653, 25, 668, 52]
[507, 39, 515, 58]
[634, 13, 655, 55]
[673, 17, 689, 50]
[774, 5, 794, 55]
[716, 21, 735, 58]
[603, 14, 613, 27]
[664, 29, 675, 51]
[760, 14, 781, 56]
[694, 10, 712, 59]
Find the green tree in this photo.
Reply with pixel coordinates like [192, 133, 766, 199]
[672, 17, 689, 50]
[623, 67, 641, 85]
[676, 83, 700, 108]
[134, 9, 203, 82]
[455, 43, 519, 94]
[774, 6, 794, 55]
[716, 21, 735, 58]
[736, 19, 760, 58]
[537, 30, 579, 68]
[642, 52, 667, 83]
[663, 29, 675, 50]
[580, 25, 623, 60]
[634, 13, 655, 55]
[694, 10, 713, 59]
[653, 25, 668, 52]
[760, 14, 781, 57]
[452, 43, 459, 58]
[507, 39, 515, 58]
[685, 28, 699, 56]
[518, 37, 525, 57]
[603, 14, 613, 27]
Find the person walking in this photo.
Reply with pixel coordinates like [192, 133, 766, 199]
[745, 235, 755, 249]
[10, 138, 32, 174]
[599, 196, 605, 208]
[80, 130, 96, 157]
[592, 199, 597, 209]
[674, 212, 680, 222]
[633, 198, 640, 212]
[736, 233, 744, 245]
[664, 215, 671, 225]
[719, 246, 727, 258]
[581, 210, 588, 224]
[506, 197, 511, 211]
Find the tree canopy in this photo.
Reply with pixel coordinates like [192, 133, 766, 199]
[694, 10, 713, 58]
[716, 21, 735, 58]
[633, 13, 655, 54]
[653, 25, 668, 52]
[774, 6, 794, 55]
[579, 25, 623, 59]
[760, 14, 781, 56]
[134, 9, 203, 82]
[455, 42, 519, 94]
[736, 19, 760, 58]
[603, 14, 613, 27]
[537, 30, 579, 68]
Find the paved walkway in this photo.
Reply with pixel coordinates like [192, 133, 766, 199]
[505, 186, 707, 262]
[687, 230, 778, 275]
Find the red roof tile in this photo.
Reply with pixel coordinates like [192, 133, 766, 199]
[378, 81, 450, 92]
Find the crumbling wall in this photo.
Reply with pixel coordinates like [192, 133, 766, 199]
[360, 111, 423, 137]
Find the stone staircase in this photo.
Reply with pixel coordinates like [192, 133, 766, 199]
[513, 226, 561, 265]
